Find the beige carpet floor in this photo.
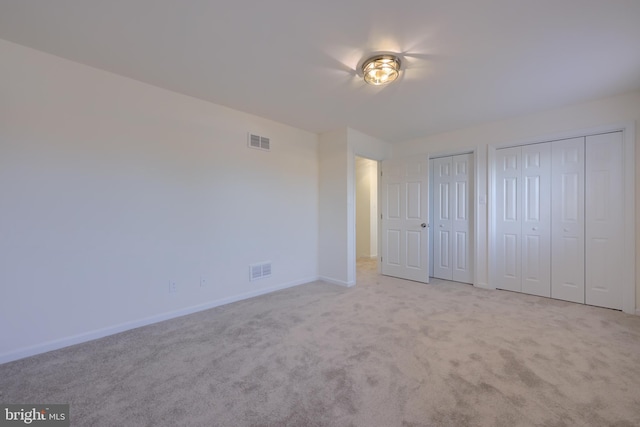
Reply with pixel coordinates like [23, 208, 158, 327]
[1, 259, 640, 426]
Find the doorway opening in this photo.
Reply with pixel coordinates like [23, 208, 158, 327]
[355, 156, 378, 277]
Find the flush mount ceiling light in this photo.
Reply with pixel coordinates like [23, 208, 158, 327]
[362, 54, 401, 85]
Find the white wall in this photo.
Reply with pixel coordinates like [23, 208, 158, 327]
[394, 90, 640, 311]
[0, 40, 319, 363]
[318, 129, 349, 285]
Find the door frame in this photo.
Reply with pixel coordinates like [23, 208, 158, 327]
[354, 156, 380, 264]
[349, 152, 385, 284]
[488, 122, 635, 314]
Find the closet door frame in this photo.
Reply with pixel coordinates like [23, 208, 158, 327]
[489, 122, 635, 314]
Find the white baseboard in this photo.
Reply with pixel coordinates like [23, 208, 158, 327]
[474, 282, 495, 290]
[635, 308, 640, 316]
[319, 276, 355, 287]
[0, 276, 318, 365]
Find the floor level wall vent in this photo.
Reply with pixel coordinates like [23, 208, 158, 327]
[250, 262, 272, 281]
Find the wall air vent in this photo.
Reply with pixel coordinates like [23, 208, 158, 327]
[248, 133, 271, 151]
[250, 262, 272, 281]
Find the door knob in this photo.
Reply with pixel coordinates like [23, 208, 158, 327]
[421, 223, 427, 228]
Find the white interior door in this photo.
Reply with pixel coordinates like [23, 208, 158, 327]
[381, 156, 429, 283]
[452, 154, 474, 283]
[495, 147, 522, 292]
[551, 137, 585, 303]
[585, 132, 624, 309]
[433, 157, 453, 280]
[521, 143, 551, 297]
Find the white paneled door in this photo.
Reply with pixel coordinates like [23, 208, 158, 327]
[433, 157, 453, 280]
[452, 155, 474, 283]
[432, 154, 474, 283]
[381, 157, 429, 283]
[494, 131, 625, 310]
[495, 143, 551, 296]
[551, 137, 585, 303]
[521, 143, 551, 297]
[495, 147, 523, 292]
[585, 132, 624, 310]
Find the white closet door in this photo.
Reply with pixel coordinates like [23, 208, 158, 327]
[452, 154, 474, 283]
[521, 143, 551, 297]
[585, 132, 624, 309]
[433, 157, 453, 280]
[551, 137, 585, 303]
[495, 147, 522, 292]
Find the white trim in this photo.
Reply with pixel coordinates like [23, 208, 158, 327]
[486, 144, 497, 290]
[320, 276, 356, 287]
[347, 153, 356, 285]
[428, 157, 434, 278]
[473, 145, 491, 289]
[621, 122, 636, 314]
[635, 309, 640, 317]
[376, 161, 383, 275]
[474, 282, 493, 290]
[429, 149, 474, 159]
[0, 276, 318, 365]
[473, 149, 479, 287]
[491, 122, 634, 150]
[488, 122, 635, 313]
[427, 157, 436, 278]
[352, 152, 387, 282]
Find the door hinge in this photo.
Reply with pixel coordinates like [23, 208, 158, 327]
[380, 257, 383, 262]
[380, 214, 383, 220]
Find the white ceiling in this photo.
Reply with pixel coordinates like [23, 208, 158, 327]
[1, 1, 640, 143]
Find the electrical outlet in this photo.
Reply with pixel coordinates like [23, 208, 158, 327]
[200, 276, 206, 287]
[169, 281, 177, 293]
